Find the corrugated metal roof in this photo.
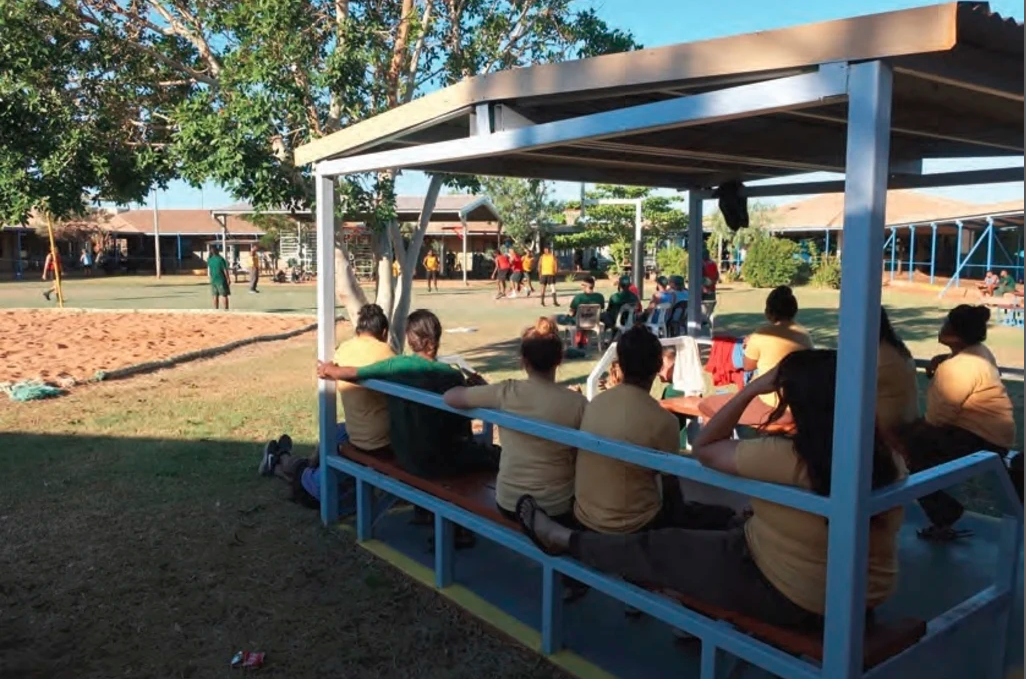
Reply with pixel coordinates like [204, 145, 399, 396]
[105, 210, 263, 236]
[210, 195, 500, 224]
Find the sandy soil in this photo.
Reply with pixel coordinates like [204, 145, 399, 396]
[0, 310, 314, 385]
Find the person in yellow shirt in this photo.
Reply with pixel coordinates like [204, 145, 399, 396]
[571, 326, 733, 534]
[516, 349, 906, 627]
[444, 317, 587, 524]
[258, 304, 394, 509]
[898, 305, 1021, 538]
[537, 244, 560, 307]
[876, 307, 919, 434]
[422, 248, 440, 292]
[741, 285, 813, 417]
[521, 249, 536, 295]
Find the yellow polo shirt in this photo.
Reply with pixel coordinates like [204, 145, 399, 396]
[875, 342, 920, 432]
[522, 254, 535, 272]
[926, 343, 1016, 449]
[333, 335, 396, 450]
[574, 383, 681, 533]
[744, 322, 814, 407]
[736, 437, 906, 614]
[462, 378, 587, 515]
[539, 254, 558, 277]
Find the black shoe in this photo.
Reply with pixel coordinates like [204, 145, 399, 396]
[277, 434, 293, 455]
[258, 440, 280, 476]
[43, 291, 51, 301]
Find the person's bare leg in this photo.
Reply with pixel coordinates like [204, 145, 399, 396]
[224, 296, 230, 310]
[214, 296, 219, 310]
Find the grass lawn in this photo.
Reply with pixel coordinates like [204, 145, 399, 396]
[1, 276, 1021, 677]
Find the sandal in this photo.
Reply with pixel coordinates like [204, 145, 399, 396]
[917, 525, 974, 542]
[515, 495, 556, 554]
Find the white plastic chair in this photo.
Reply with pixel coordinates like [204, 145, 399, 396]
[645, 301, 673, 338]
[609, 304, 636, 343]
[574, 304, 604, 353]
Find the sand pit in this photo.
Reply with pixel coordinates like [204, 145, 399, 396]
[0, 310, 315, 385]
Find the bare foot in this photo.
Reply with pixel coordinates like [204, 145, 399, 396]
[516, 495, 573, 554]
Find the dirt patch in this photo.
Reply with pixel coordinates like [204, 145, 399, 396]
[0, 309, 315, 385]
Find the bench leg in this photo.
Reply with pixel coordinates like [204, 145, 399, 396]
[988, 515, 1021, 679]
[541, 565, 564, 654]
[355, 478, 374, 542]
[372, 492, 400, 528]
[434, 514, 454, 589]
[700, 642, 743, 679]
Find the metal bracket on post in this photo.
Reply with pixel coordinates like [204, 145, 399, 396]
[821, 59, 893, 679]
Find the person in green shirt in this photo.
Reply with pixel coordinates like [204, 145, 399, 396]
[995, 269, 1017, 297]
[555, 276, 606, 349]
[601, 275, 639, 330]
[318, 309, 499, 479]
[206, 245, 231, 310]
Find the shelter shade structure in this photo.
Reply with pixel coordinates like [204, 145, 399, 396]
[301, 4, 1023, 679]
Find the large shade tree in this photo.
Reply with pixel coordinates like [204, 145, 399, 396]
[2, 0, 637, 348]
[481, 177, 563, 250]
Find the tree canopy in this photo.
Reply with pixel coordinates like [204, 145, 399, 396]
[553, 184, 688, 250]
[481, 177, 562, 249]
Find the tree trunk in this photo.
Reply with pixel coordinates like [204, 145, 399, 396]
[373, 230, 394, 319]
[333, 236, 368, 326]
[388, 174, 443, 351]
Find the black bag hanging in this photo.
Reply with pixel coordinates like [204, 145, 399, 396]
[713, 180, 749, 231]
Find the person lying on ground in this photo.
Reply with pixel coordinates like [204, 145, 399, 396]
[444, 317, 587, 526]
[876, 307, 919, 435]
[517, 349, 907, 628]
[318, 309, 499, 479]
[572, 325, 734, 534]
[898, 304, 1020, 539]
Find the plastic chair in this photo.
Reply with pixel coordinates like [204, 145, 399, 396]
[609, 304, 636, 342]
[667, 300, 689, 336]
[574, 304, 604, 353]
[645, 301, 673, 338]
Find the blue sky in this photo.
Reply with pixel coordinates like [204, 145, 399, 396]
[148, 0, 1024, 210]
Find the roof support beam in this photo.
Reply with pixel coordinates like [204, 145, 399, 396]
[315, 67, 849, 177]
[743, 167, 1025, 198]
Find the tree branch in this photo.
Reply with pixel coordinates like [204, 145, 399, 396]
[386, 0, 416, 107]
[146, 0, 223, 78]
[402, 0, 434, 104]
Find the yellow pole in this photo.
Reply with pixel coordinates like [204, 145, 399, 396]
[45, 213, 65, 308]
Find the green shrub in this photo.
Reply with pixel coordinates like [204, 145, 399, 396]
[655, 245, 688, 279]
[810, 255, 842, 289]
[720, 268, 739, 284]
[741, 237, 801, 288]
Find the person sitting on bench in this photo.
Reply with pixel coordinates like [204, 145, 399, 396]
[602, 276, 640, 329]
[980, 271, 1000, 297]
[572, 326, 734, 534]
[994, 269, 1017, 297]
[318, 309, 499, 479]
[444, 317, 587, 526]
[517, 349, 907, 628]
[875, 307, 919, 436]
[557, 276, 605, 348]
[898, 305, 1020, 539]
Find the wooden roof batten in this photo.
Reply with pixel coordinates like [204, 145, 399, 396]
[295, 3, 1023, 194]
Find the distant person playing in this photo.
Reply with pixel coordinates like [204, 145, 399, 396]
[248, 244, 261, 293]
[261, 305, 395, 506]
[423, 249, 440, 292]
[445, 251, 456, 279]
[493, 250, 512, 299]
[207, 245, 231, 310]
[898, 305, 1020, 539]
[318, 309, 499, 479]
[601, 276, 639, 330]
[538, 245, 560, 307]
[557, 276, 605, 348]
[42, 251, 61, 302]
[509, 249, 525, 298]
[444, 317, 587, 524]
[702, 249, 719, 298]
[521, 250, 536, 296]
[995, 269, 1017, 297]
[80, 247, 94, 277]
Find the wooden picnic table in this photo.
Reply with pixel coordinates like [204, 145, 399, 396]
[660, 393, 796, 434]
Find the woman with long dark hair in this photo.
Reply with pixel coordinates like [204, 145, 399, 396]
[899, 305, 1019, 538]
[516, 349, 906, 627]
[876, 307, 919, 433]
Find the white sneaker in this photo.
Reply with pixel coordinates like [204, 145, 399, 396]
[509, 292, 518, 299]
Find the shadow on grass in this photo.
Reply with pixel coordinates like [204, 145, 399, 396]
[0, 432, 564, 679]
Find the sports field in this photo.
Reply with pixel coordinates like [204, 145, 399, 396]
[1, 275, 1021, 678]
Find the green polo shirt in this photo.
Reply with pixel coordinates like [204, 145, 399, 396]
[570, 291, 605, 313]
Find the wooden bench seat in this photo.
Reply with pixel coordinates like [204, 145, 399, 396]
[646, 584, 924, 669]
[338, 442, 519, 531]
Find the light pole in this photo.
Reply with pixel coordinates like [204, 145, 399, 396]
[152, 189, 162, 279]
[581, 197, 645, 299]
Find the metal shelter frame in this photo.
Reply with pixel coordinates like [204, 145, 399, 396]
[301, 6, 1024, 678]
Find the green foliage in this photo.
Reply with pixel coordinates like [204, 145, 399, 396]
[555, 185, 687, 251]
[810, 256, 842, 289]
[705, 202, 777, 258]
[482, 178, 561, 248]
[741, 237, 801, 288]
[655, 246, 688, 279]
[2, 0, 640, 224]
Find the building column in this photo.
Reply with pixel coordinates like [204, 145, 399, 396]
[929, 223, 938, 284]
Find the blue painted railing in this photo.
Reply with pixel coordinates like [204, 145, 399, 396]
[324, 377, 1023, 679]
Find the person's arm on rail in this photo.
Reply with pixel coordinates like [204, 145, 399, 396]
[444, 382, 502, 410]
[691, 368, 779, 475]
[317, 361, 359, 382]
